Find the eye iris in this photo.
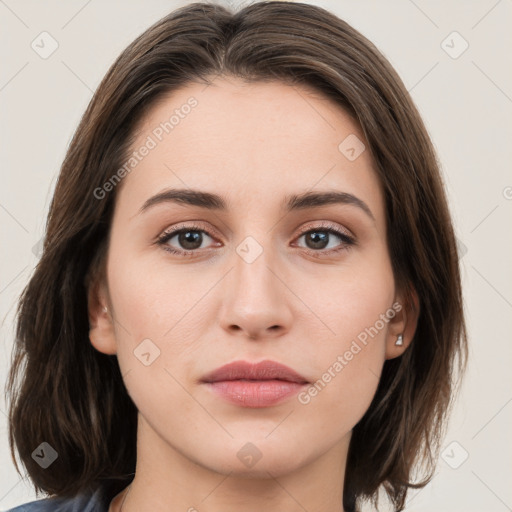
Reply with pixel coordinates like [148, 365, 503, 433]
[307, 231, 329, 249]
[179, 230, 202, 250]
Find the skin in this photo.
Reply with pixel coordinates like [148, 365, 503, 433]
[88, 76, 418, 512]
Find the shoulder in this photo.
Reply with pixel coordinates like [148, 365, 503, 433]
[6, 493, 100, 511]
[5, 493, 96, 511]
[5, 479, 130, 512]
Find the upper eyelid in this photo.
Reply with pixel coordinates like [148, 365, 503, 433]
[297, 220, 354, 238]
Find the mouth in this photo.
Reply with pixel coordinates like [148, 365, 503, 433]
[201, 360, 309, 408]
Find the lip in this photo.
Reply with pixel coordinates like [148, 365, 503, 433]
[201, 360, 309, 408]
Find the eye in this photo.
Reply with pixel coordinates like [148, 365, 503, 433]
[294, 222, 356, 257]
[156, 223, 218, 256]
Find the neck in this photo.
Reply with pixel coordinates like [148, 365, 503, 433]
[114, 414, 349, 512]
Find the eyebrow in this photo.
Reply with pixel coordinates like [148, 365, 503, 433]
[139, 188, 375, 222]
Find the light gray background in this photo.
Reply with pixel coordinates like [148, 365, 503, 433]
[1, 0, 511, 511]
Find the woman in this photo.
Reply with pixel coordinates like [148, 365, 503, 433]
[5, 1, 467, 511]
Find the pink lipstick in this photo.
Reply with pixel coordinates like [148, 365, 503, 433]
[201, 360, 309, 408]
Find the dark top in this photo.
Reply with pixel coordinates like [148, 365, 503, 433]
[5, 479, 131, 512]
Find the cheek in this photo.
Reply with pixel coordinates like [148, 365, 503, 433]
[300, 246, 395, 348]
[294, 253, 394, 420]
[106, 246, 223, 394]
[107, 245, 207, 338]
[105, 254, 209, 424]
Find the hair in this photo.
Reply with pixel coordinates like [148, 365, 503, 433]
[5, 2, 468, 511]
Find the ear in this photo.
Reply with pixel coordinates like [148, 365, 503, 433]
[385, 285, 420, 360]
[87, 275, 117, 356]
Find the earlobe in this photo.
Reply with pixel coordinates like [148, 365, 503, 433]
[385, 287, 420, 360]
[87, 280, 117, 355]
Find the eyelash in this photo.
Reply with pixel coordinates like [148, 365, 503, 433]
[156, 221, 356, 259]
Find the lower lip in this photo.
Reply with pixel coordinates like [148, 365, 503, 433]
[205, 380, 306, 407]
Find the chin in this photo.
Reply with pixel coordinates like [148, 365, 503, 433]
[191, 438, 316, 479]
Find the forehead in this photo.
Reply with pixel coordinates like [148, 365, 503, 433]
[116, 76, 384, 227]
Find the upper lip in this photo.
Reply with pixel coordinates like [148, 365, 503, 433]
[201, 360, 309, 384]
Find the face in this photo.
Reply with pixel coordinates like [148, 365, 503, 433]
[89, 76, 411, 478]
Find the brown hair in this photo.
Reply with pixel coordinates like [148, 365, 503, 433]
[5, 2, 467, 511]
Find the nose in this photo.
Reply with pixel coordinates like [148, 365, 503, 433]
[218, 241, 293, 341]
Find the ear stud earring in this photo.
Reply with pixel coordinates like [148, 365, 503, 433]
[102, 306, 108, 313]
[395, 334, 403, 346]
